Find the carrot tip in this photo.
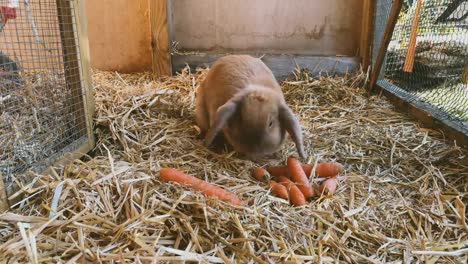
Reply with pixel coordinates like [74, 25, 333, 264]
[252, 167, 271, 182]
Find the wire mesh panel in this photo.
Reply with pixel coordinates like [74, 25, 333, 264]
[372, 0, 468, 136]
[0, 0, 92, 203]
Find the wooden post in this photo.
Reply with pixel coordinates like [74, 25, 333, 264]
[56, 0, 87, 136]
[74, 0, 95, 145]
[403, 0, 422, 73]
[360, 0, 375, 71]
[150, 0, 172, 77]
[368, 0, 403, 93]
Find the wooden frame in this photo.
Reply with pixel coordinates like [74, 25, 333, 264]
[150, 0, 172, 77]
[57, 0, 87, 135]
[1, 0, 95, 211]
[43, 0, 95, 170]
[75, 0, 95, 145]
[375, 81, 468, 148]
[367, 1, 468, 149]
[360, 0, 375, 71]
[172, 53, 360, 81]
[369, 0, 403, 92]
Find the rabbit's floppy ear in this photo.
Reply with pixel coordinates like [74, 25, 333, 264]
[203, 89, 250, 147]
[279, 103, 306, 159]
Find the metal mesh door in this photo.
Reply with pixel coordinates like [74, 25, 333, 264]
[372, 0, 468, 136]
[0, 0, 93, 203]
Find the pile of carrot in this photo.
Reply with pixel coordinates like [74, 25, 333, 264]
[158, 157, 343, 208]
[252, 156, 343, 206]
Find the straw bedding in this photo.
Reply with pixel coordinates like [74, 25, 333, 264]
[0, 67, 467, 263]
[1, 72, 80, 189]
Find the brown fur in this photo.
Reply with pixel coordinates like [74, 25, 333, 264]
[195, 55, 306, 159]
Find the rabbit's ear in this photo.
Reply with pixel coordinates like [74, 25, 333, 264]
[279, 104, 306, 159]
[203, 90, 249, 147]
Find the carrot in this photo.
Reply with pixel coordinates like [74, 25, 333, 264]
[269, 180, 289, 200]
[315, 162, 343, 178]
[159, 168, 242, 205]
[277, 176, 307, 206]
[289, 185, 307, 206]
[267, 162, 343, 178]
[287, 156, 315, 200]
[277, 175, 294, 190]
[252, 167, 270, 182]
[319, 176, 339, 196]
[266, 166, 290, 178]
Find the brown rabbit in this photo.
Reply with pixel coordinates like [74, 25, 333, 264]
[195, 55, 306, 159]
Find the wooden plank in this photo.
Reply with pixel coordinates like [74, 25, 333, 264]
[74, 0, 95, 145]
[360, 0, 375, 71]
[376, 81, 468, 149]
[84, 0, 152, 72]
[56, 0, 87, 136]
[172, 53, 359, 80]
[170, 0, 363, 56]
[166, 0, 175, 51]
[408, 104, 434, 127]
[369, 0, 403, 92]
[403, 0, 422, 73]
[150, 0, 172, 77]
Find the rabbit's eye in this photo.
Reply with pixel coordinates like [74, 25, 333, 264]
[269, 120, 274, 128]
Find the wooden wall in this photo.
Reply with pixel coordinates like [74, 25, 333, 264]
[84, 0, 365, 73]
[85, 0, 153, 72]
[171, 0, 363, 56]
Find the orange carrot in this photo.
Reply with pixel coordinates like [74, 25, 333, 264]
[159, 168, 242, 205]
[252, 167, 270, 182]
[267, 162, 343, 178]
[319, 176, 339, 196]
[289, 185, 307, 206]
[277, 176, 307, 206]
[277, 176, 294, 190]
[266, 166, 290, 178]
[315, 162, 343, 178]
[269, 180, 289, 200]
[287, 156, 315, 200]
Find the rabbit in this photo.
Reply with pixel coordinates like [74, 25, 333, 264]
[195, 55, 306, 159]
